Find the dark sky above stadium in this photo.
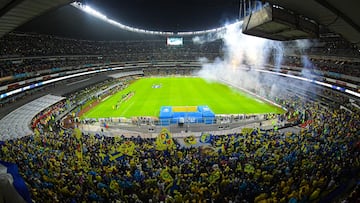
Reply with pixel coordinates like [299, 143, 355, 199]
[16, 0, 240, 40]
[85, 0, 240, 31]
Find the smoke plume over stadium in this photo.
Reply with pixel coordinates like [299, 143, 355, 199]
[194, 21, 316, 98]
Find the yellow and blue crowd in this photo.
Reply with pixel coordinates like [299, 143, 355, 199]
[0, 97, 359, 203]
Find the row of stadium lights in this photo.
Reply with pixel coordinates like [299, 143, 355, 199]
[71, 2, 236, 36]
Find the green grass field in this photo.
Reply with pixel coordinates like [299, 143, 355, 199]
[81, 77, 284, 118]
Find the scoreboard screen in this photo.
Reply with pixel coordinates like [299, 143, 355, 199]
[166, 37, 183, 46]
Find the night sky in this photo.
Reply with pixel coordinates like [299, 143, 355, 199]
[15, 0, 240, 40]
[86, 0, 240, 31]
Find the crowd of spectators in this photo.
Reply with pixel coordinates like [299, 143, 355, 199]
[0, 32, 221, 84]
[31, 100, 67, 133]
[308, 36, 360, 58]
[277, 56, 360, 79]
[0, 56, 108, 79]
[0, 31, 359, 202]
[0, 91, 359, 202]
[1, 32, 359, 91]
[0, 33, 222, 58]
[143, 67, 198, 77]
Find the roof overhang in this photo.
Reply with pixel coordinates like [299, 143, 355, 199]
[242, 4, 319, 41]
[0, 0, 73, 38]
[266, 0, 360, 46]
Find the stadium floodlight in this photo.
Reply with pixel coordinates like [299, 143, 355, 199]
[71, 2, 233, 36]
[83, 5, 107, 20]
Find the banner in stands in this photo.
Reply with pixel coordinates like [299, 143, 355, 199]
[0, 161, 31, 203]
[156, 128, 175, 151]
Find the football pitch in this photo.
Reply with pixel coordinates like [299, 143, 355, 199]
[81, 77, 284, 118]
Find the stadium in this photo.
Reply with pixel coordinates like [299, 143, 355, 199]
[0, 0, 359, 202]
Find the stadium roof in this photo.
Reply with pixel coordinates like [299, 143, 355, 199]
[0, 0, 72, 38]
[266, 0, 360, 46]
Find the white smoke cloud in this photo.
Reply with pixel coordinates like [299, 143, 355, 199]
[194, 20, 315, 101]
[195, 21, 282, 91]
[294, 39, 322, 81]
[295, 39, 313, 53]
[192, 31, 224, 45]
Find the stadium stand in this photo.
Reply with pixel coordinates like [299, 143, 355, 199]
[0, 94, 64, 140]
[109, 71, 144, 79]
[1, 43, 358, 200]
[0, 6, 359, 203]
[0, 95, 358, 202]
